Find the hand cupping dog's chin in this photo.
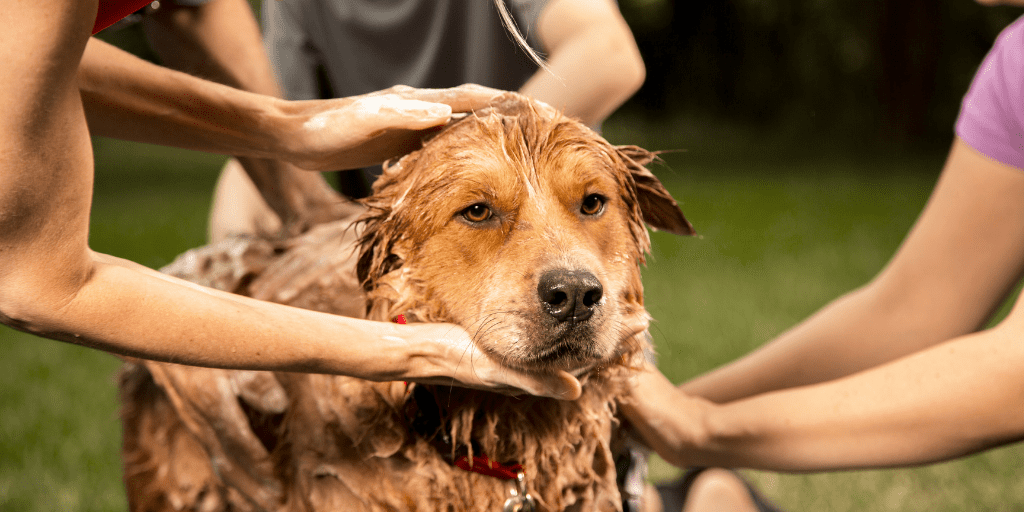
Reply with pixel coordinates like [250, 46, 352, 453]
[501, 351, 614, 382]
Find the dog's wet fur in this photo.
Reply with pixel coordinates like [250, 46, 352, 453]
[120, 93, 693, 512]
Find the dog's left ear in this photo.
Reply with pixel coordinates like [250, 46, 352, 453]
[617, 145, 696, 236]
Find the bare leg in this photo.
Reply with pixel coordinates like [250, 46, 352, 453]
[681, 469, 761, 512]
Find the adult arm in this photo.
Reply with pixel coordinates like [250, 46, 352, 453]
[684, 138, 1024, 403]
[141, 0, 355, 233]
[624, 313, 1024, 471]
[621, 139, 1024, 470]
[141, 0, 281, 96]
[78, 36, 501, 171]
[0, 0, 578, 400]
[519, 0, 646, 127]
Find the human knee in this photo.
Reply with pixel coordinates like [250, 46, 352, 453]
[681, 469, 761, 512]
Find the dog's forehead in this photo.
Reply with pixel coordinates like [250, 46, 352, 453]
[419, 113, 622, 193]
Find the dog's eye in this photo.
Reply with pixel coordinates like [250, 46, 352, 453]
[461, 203, 492, 223]
[580, 194, 605, 216]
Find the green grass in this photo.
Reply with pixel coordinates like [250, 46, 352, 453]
[3, 121, 1023, 511]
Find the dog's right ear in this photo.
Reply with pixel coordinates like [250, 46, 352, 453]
[617, 145, 696, 236]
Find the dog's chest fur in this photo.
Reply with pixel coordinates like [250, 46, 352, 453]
[274, 373, 625, 512]
[142, 225, 631, 512]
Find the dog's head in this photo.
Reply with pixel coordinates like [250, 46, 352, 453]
[357, 93, 693, 376]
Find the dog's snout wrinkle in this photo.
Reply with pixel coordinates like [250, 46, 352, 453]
[537, 269, 603, 323]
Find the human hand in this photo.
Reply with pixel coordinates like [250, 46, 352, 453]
[278, 84, 503, 171]
[279, 184, 363, 237]
[618, 364, 712, 468]
[402, 321, 584, 400]
[212, 157, 364, 244]
[253, 167, 363, 239]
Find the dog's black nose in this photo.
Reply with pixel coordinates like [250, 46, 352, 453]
[537, 269, 603, 323]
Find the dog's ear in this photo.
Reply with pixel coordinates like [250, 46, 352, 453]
[617, 145, 696, 236]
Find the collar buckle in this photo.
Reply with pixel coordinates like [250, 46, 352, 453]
[503, 471, 537, 512]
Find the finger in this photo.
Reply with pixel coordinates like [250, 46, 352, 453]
[350, 97, 454, 131]
[396, 84, 505, 113]
[506, 369, 582, 401]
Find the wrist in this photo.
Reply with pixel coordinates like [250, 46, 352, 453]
[621, 369, 715, 466]
[662, 391, 718, 467]
[398, 323, 463, 381]
[264, 97, 344, 170]
[348, 320, 448, 382]
[324, 318, 423, 382]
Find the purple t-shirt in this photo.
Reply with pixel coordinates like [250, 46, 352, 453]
[956, 16, 1024, 170]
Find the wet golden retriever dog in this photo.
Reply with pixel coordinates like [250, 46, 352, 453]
[119, 93, 694, 512]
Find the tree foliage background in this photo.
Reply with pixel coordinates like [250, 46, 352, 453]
[617, 0, 1024, 149]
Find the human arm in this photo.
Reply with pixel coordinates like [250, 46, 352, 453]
[141, 0, 281, 96]
[0, 1, 577, 399]
[683, 138, 1024, 403]
[623, 312, 1024, 472]
[141, 0, 355, 233]
[519, 0, 646, 127]
[78, 36, 501, 171]
[620, 139, 1024, 470]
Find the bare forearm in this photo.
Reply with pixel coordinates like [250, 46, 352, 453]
[142, 0, 345, 225]
[230, 157, 349, 230]
[5, 251, 412, 378]
[520, 34, 644, 127]
[80, 37, 288, 159]
[684, 141, 1024, 403]
[726, 326, 1024, 471]
[629, 323, 1024, 472]
[682, 284, 966, 402]
[79, 36, 500, 171]
[2, 248, 580, 397]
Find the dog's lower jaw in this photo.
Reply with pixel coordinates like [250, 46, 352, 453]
[470, 307, 650, 378]
[486, 336, 630, 381]
[521, 331, 603, 374]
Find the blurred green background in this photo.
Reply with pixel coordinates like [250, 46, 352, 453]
[4, 1, 1024, 511]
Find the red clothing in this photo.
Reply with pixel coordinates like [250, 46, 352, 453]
[93, 0, 153, 34]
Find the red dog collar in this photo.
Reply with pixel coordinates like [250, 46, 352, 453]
[392, 314, 535, 509]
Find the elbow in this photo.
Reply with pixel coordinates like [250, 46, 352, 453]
[0, 285, 47, 336]
[0, 289, 57, 337]
[0, 255, 94, 339]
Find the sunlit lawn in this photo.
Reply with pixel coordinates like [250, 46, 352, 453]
[2, 119, 1022, 511]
